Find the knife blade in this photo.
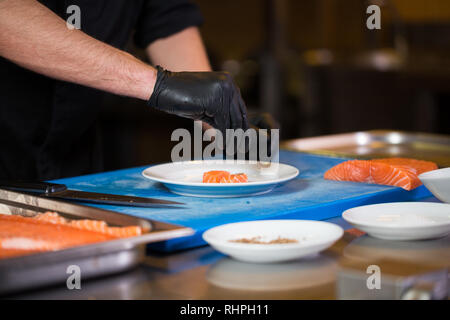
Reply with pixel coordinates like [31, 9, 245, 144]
[0, 181, 184, 208]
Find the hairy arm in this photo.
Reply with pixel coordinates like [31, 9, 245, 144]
[0, 0, 156, 100]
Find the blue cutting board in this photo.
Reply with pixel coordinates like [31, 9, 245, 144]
[52, 151, 432, 252]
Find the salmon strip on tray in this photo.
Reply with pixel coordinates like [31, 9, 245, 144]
[324, 158, 438, 191]
[0, 212, 143, 259]
[203, 170, 248, 183]
[0, 214, 115, 258]
[35, 212, 142, 238]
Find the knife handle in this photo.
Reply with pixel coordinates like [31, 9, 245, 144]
[0, 181, 67, 194]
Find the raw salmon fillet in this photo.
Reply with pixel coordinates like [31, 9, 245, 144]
[0, 212, 143, 259]
[0, 214, 115, 258]
[324, 158, 438, 191]
[203, 170, 248, 183]
[34, 212, 142, 238]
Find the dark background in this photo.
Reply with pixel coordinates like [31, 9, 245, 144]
[99, 0, 450, 170]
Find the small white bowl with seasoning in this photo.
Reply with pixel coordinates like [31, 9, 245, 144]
[419, 167, 450, 203]
[202, 220, 344, 263]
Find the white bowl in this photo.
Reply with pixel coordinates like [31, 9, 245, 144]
[202, 220, 343, 263]
[419, 168, 450, 203]
[342, 202, 450, 241]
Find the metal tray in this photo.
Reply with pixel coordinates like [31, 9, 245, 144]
[281, 130, 450, 167]
[0, 188, 194, 295]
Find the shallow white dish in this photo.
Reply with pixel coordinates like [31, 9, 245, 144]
[202, 220, 344, 263]
[419, 168, 450, 203]
[142, 160, 299, 198]
[342, 202, 450, 241]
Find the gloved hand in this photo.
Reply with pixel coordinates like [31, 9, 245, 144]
[148, 66, 249, 136]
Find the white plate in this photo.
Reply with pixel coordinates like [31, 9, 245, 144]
[342, 202, 450, 241]
[142, 160, 299, 197]
[419, 168, 450, 203]
[202, 220, 344, 263]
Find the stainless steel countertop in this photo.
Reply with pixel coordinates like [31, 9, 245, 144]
[8, 199, 449, 300]
[6, 130, 450, 299]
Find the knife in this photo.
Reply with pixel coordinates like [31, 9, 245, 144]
[0, 181, 184, 208]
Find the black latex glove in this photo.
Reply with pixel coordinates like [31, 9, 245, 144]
[148, 66, 249, 136]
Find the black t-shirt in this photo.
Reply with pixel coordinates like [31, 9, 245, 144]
[0, 0, 203, 180]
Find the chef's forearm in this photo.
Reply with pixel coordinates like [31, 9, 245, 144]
[0, 0, 156, 100]
[146, 26, 211, 72]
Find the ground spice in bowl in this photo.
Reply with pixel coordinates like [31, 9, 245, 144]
[229, 236, 298, 244]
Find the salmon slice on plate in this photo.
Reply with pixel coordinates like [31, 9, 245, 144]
[203, 170, 248, 183]
[324, 158, 438, 190]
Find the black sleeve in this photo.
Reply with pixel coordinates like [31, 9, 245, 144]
[134, 0, 204, 49]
